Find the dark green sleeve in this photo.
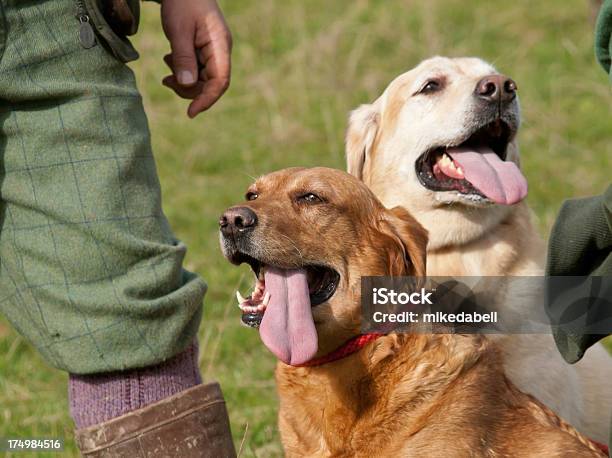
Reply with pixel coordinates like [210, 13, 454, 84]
[546, 186, 612, 363]
[595, 0, 612, 79]
[547, 186, 612, 277]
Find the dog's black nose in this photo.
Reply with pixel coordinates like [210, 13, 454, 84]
[475, 74, 517, 103]
[219, 207, 258, 236]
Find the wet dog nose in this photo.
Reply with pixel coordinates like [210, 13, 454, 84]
[219, 207, 258, 236]
[475, 74, 517, 103]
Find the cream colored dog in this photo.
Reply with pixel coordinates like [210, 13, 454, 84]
[345, 56, 612, 442]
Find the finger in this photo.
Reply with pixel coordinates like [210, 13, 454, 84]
[168, 23, 199, 87]
[198, 65, 210, 83]
[165, 53, 208, 79]
[163, 53, 173, 71]
[162, 76, 203, 99]
[187, 79, 228, 117]
[162, 76, 202, 99]
[188, 38, 231, 117]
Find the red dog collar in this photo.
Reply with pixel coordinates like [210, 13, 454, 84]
[296, 333, 385, 367]
[591, 441, 608, 455]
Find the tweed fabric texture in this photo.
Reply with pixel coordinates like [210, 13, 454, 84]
[0, 0, 206, 374]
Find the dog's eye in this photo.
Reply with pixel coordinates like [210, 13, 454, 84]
[419, 79, 442, 94]
[245, 191, 258, 201]
[298, 193, 323, 204]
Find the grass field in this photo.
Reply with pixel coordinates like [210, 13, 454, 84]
[1, 0, 610, 456]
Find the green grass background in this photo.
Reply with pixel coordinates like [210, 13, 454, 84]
[1, 0, 610, 456]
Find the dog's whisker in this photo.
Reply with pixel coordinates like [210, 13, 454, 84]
[275, 233, 305, 262]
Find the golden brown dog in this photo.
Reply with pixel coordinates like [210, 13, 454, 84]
[220, 167, 605, 457]
[345, 56, 612, 440]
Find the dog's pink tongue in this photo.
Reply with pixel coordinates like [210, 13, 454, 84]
[447, 145, 528, 205]
[259, 267, 318, 365]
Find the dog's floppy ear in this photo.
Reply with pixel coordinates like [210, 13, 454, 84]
[378, 206, 428, 277]
[346, 103, 380, 180]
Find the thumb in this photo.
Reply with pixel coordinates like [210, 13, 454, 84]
[169, 25, 198, 87]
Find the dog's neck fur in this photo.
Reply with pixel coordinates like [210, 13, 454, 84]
[424, 202, 545, 277]
[275, 333, 601, 457]
[276, 333, 493, 457]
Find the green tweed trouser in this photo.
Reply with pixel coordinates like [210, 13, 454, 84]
[0, 0, 206, 374]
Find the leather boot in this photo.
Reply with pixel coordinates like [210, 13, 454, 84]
[74, 382, 236, 457]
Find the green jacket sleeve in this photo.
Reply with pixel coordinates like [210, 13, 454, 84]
[546, 186, 612, 363]
[595, 0, 612, 80]
[547, 186, 612, 277]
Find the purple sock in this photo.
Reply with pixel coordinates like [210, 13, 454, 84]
[69, 341, 202, 429]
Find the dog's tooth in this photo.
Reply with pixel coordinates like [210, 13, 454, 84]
[236, 290, 247, 305]
[263, 292, 271, 306]
[456, 166, 464, 177]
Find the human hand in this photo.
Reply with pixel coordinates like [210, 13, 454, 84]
[161, 0, 232, 118]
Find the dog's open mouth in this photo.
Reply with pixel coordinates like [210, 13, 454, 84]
[415, 120, 527, 205]
[230, 252, 339, 365]
[234, 254, 339, 326]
